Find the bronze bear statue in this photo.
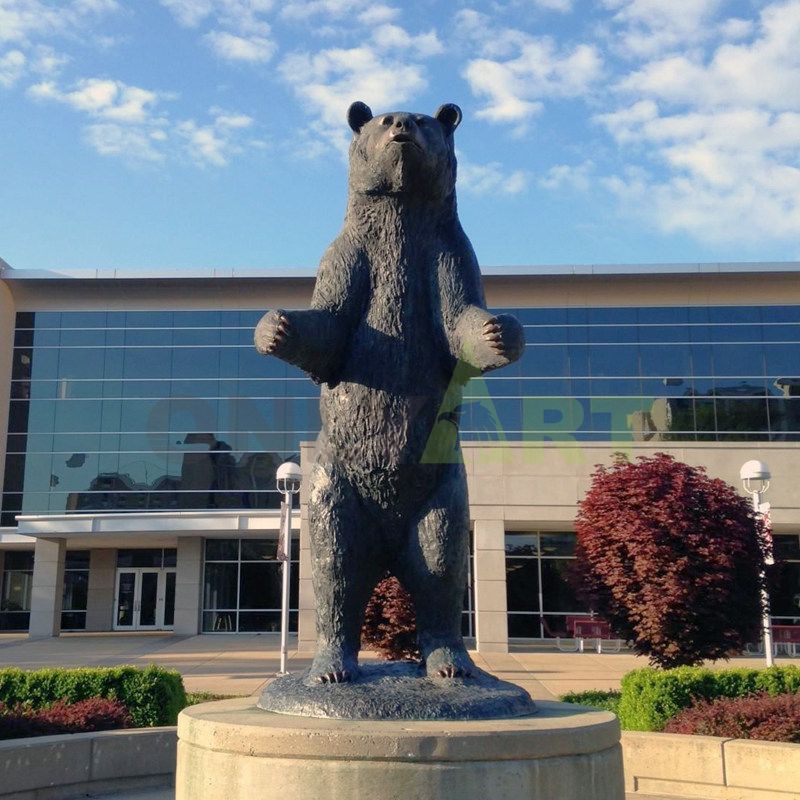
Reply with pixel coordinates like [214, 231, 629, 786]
[255, 101, 524, 683]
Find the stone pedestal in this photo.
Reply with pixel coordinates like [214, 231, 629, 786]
[176, 698, 624, 800]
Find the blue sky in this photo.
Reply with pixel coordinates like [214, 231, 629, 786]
[1, 0, 799, 270]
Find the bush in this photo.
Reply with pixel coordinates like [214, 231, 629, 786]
[361, 575, 420, 662]
[0, 666, 186, 728]
[574, 453, 768, 668]
[664, 692, 800, 742]
[618, 665, 800, 731]
[0, 698, 132, 740]
[560, 690, 621, 715]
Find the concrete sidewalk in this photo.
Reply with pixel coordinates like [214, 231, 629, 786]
[0, 633, 791, 699]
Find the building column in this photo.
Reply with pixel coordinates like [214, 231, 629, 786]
[85, 549, 116, 631]
[297, 514, 315, 652]
[28, 537, 66, 639]
[174, 537, 202, 636]
[473, 519, 509, 653]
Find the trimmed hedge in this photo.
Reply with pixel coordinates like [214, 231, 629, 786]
[664, 692, 800, 742]
[619, 665, 800, 731]
[0, 666, 186, 728]
[560, 690, 621, 715]
[0, 698, 132, 740]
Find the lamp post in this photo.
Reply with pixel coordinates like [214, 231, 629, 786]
[740, 459, 774, 668]
[276, 461, 302, 675]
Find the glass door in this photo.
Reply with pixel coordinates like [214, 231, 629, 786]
[114, 569, 176, 630]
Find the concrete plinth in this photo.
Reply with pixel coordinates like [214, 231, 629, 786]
[176, 698, 624, 800]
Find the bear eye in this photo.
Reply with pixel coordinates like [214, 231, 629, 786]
[381, 115, 394, 126]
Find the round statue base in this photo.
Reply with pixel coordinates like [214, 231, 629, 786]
[176, 697, 625, 800]
[258, 661, 537, 720]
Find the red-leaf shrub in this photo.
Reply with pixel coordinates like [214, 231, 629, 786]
[574, 453, 767, 668]
[0, 698, 132, 740]
[664, 692, 800, 742]
[361, 575, 420, 662]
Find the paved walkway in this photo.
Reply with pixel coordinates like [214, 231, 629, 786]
[0, 632, 791, 698]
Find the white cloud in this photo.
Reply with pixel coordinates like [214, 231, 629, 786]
[596, 2, 800, 245]
[0, 0, 118, 45]
[0, 49, 25, 86]
[464, 37, 602, 124]
[279, 34, 434, 156]
[29, 77, 163, 122]
[603, 0, 723, 58]
[357, 4, 398, 25]
[371, 24, 443, 58]
[539, 160, 594, 191]
[177, 108, 253, 166]
[84, 122, 164, 161]
[458, 157, 529, 195]
[204, 29, 275, 62]
[279, 0, 365, 21]
[531, 0, 573, 11]
[161, 0, 276, 63]
[617, 2, 800, 111]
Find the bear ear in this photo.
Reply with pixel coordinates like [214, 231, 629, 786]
[348, 101, 373, 133]
[434, 103, 462, 135]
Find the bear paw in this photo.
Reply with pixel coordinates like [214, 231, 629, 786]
[424, 644, 476, 679]
[307, 649, 359, 684]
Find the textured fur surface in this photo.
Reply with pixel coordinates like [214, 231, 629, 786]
[255, 102, 524, 684]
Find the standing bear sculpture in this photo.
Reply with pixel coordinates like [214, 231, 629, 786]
[255, 101, 525, 687]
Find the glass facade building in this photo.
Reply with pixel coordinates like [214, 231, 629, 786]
[0, 263, 798, 645]
[3, 304, 799, 526]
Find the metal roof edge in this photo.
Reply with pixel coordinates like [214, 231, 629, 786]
[1, 261, 799, 280]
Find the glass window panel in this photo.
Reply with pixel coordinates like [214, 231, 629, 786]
[62, 570, 89, 611]
[765, 324, 800, 341]
[519, 345, 568, 378]
[765, 344, 799, 377]
[58, 348, 107, 380]
[708, 306, 761, 323]
[507, 613, 540, 638]
[164, 571, 176, 626]
[713, 343, 763, 377]
[173, 328, 221, 346]
[639, 345, 691, 378]
[238, 611, 297, 633]
[769, 563, 800, 617]
[714, 397, 769, 435]
[202, 610, 236, 632]
[640, 378, 691, 398]
[540, 560, 579, 612]
[506, 558, 539, 612]
[173, 311, 222, 328]
[241, 540, 279, 561]
[54, 400, 103, 434]
[519, 378, 570, 396]
[5, 552, 34, 570]
[116, 549, 164, 568]
[125, 311, 173, 328]
[123, 348, 172, 379]
[60, 329, 106, 346]
[172, 348, 221, 379]
[539, 533, 576, 557]
[769, 398, 800, 435]
[1, 569, 32, 611]
[163, 548, 177, 567]
[203, 562, 239, 609]
[589, 345, 639, 377]
[518, 308, 567, 326]
[65, 551, 91, 569]
[773, 534, 800, 561]
[711, 324, 763, 343]
[239, 562, 282, 609]
[60, 611, 86, 630]
[505, 534, 539, 556]
[205, 539, 239, 560]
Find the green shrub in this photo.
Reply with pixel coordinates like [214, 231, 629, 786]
[560, 690, 621, 715]
[0, 666, 186, 728]
[618, 665, 800, 731]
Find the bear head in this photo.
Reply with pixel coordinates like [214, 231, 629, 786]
[346, 101, 462, 203]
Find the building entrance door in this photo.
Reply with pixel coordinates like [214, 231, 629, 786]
[114, 569, 175, 631]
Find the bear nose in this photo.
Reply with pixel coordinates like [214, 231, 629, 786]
[395, 118, 412, 130]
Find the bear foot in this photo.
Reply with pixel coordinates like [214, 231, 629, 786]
[423, 642, 476, 679]
[307, 647, 359, 684]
